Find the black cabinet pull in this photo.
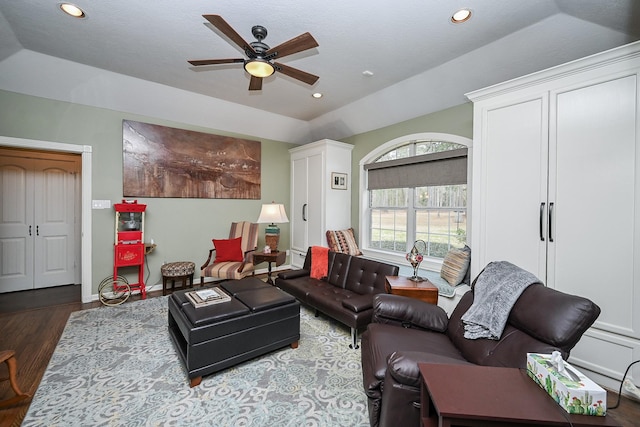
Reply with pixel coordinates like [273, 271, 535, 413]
[548, 202, 554, 242]
[539, 203, 545, 241]
[302, 203, 307, 221]
[29, 225, 32, 236]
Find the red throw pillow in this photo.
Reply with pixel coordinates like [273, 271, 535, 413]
[213, 237, 243, 263]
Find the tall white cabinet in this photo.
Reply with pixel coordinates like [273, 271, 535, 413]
[467, 41, 640, 390]
[289, 139, 353, 268]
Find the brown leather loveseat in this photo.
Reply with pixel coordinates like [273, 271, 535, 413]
[276, 247, 399, 348]
[361, 274, 601, 427]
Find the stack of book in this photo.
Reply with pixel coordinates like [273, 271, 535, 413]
[185, 287, 231, 308]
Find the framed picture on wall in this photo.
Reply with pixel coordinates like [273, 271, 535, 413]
[331, 172, 348, 190]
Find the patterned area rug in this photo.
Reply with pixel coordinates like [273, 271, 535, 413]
[22, 296, 369, 426]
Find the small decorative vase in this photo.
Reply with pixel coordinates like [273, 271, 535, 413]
[406, 242, 425, 282]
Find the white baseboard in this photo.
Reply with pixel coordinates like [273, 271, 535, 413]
[89, 264, 294, 302]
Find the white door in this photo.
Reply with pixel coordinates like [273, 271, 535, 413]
[306, 152, 324, 247]
[549, 75, 639, 336]
[34, 159, 77, 288]
[0, 157, 34, 292]
[0, 153, 78, 292]
[291, 156, 308, 253]
[472, 95, 549, 279]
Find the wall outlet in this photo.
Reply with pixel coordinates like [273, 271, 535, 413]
[286, 249, 290, 256]
[623, 379, 640, 401]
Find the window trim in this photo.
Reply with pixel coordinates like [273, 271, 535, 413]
[358, 132, 473, 271]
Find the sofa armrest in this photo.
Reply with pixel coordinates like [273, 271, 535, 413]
[372, 294, 448, 332]
[387, 351, 434, 388]
[277, 269, 310, 280]
[342, 294, 373, 313]
[387, 351, 470, 387]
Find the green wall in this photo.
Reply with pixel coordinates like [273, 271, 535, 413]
[0, 88, 473, 296]
[343, 102, 473, 235]
[0, 89, 295, 294]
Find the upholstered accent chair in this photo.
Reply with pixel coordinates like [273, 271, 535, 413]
[200, 222, 259, 283]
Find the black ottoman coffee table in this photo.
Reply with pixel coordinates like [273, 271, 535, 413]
[168, 277, 300, 387]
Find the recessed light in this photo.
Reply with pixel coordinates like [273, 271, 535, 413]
[59, 3, 86, 18]
[312, 93, 323, 99]
[451, 8, 471, 24]
[362, 70, 374, 77]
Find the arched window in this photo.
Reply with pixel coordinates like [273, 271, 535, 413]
[359, 133, 471, 268]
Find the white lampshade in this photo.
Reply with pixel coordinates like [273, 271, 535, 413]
[257, 203, 289, 225]
[257, 203, 288, 252]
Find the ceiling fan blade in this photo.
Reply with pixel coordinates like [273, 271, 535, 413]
[249, 75, 263, 91]
[203, 14, 256, 55]
[265, 32, 318, 59]
[188, 58, 244, 66]
[274, 62, 319, 86]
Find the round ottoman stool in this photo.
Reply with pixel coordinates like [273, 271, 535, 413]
[161, 261, 195, 296]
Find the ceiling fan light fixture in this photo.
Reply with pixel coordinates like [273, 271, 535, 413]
[59, 3, 86, 18]
[244, 59, 275, 78]
[451, 8, 472, 24]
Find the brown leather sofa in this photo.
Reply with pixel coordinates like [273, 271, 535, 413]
[276, 247, 399, 348]
[361, 281, 601, 427]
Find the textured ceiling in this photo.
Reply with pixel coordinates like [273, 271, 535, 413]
[1, 0, 639, 140]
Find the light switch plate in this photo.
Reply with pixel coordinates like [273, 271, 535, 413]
[92, 199, 111, 209]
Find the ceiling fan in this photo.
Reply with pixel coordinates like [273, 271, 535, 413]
[188, 15, 319, 91]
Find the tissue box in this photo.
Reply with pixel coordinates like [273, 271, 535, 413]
[527, 353, 606, 416]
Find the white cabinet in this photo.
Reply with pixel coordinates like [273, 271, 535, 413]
[289, 139, 353, 268]
[467, 41, 640, 390]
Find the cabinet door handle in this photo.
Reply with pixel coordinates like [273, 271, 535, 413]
[302, 203, 307, 221]
[36, 225, 40, 236]
[29, 225, 32, 236]
[548, 202, 554, 242]
[539, 203, 545, 242]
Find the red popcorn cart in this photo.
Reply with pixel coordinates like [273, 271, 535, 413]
[113, 199, 147, 299]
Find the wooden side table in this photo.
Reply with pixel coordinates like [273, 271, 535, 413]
[419, 363, 619, 427]
[385, 276, 438, 305]
[253, 251, 287, 284]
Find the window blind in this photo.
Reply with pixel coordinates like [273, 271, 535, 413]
[365, 148, 467, 190]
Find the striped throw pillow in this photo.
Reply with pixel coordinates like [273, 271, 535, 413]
[440, 245, 471, 286]
[326, 228, 362, 256]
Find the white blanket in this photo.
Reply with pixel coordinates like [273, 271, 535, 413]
[461, 261, 541, 340]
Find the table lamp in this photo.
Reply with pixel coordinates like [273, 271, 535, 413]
[406, 240, 426, 281]
[257, 202, 289, 252]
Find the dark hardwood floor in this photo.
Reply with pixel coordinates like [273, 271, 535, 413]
[0, 285, 155, 426]
[1, 284, 639, 426]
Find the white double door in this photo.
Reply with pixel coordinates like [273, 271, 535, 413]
[291, 152, 323, 256]
[289, 139, 353, 268]
[469, 51, 640, 387]
[0, 151, 79, 292]
[472, 75, 637, 301]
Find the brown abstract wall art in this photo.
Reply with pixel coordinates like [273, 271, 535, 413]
[122, 120, 261, 199]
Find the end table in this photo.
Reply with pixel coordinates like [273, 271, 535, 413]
[419, 363, 620, 426]
[253, 251, 287, 284]
[385, 275, 438, 305]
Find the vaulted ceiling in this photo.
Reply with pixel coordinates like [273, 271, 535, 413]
[1, 1, 639, 142]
